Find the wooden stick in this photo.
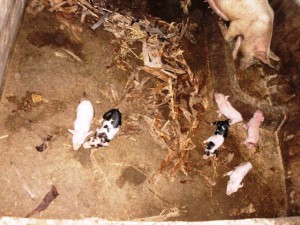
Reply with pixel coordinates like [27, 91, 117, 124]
[11, 162, 35, 200]
[0, 135, 8, 139]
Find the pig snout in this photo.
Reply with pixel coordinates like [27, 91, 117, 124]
[214, 92, 224, 104]
[83, 142, 91, 149]
[72, 139, 83, 151]
[73, 145, 80, 151]
[71, 131, 91, 150]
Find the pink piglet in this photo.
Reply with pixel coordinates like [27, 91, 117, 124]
[243, 110, 264, 148]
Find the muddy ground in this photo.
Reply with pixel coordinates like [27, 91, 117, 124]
[0, 0, 298, 221]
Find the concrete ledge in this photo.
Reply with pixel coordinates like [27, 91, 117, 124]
[1, 216, 299, 225]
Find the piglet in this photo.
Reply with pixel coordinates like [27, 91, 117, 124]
[213, 119, 230, 138]
[214, 92, 243, 125]
[68, 100, 94, 150]
[226, 162, 253, 196]
[83, 109, 122, 149]
[203, 119, 230, 159]
[243, 110, 264, 148]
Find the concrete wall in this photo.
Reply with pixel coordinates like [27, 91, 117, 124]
[0, 0, 26, 97]
[270, 0, 300, 216]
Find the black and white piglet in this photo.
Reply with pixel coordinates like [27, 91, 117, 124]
[83, 109, 122, 149]
[212, 119, 230, 138]
[203, 119, 230, 159]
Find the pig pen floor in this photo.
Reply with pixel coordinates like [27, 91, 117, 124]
[0, 10, 288, 221]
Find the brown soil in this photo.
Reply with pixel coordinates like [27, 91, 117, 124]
[0, 2, 294, 221]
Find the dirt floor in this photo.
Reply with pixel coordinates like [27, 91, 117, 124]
[0, 1, 295, 221]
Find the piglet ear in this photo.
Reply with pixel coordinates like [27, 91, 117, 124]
[239, 183, 244, 188]
[68, 129, 74, 134]
[225, 95, 230, 100]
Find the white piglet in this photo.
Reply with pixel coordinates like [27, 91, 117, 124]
[226, 162, 253, 196]
[68, 100, 94, 150]
[214, 92, 243, 125]
[243, 110, 264, 148]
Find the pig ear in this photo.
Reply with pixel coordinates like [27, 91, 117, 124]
[239, 183, 244, 188]
[225, 95, 230, 100]
[269, 50, 280, 61]
[255, 51, 274, 68]
[68, 129, 74, 134]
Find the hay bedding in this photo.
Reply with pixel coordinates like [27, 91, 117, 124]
[26, 0, 206, 181]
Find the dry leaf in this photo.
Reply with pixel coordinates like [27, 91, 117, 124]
[26, 185, 59, 218]
[31, 93, 43, 104]
[35, 135, 54, 152]
[26, 0, 48, 15]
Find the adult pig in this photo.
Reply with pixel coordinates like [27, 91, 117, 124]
[207, 0, 280, 69]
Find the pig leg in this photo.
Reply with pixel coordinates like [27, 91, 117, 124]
[222, 21, 244, 60]
[206, 0, 229, 21]
[218, 21, 228, 39]
[226, 170, 233, 176]
[224, 21, 242, 42]
[232, 36, 242, 60]
[242, 123, 249, 130]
